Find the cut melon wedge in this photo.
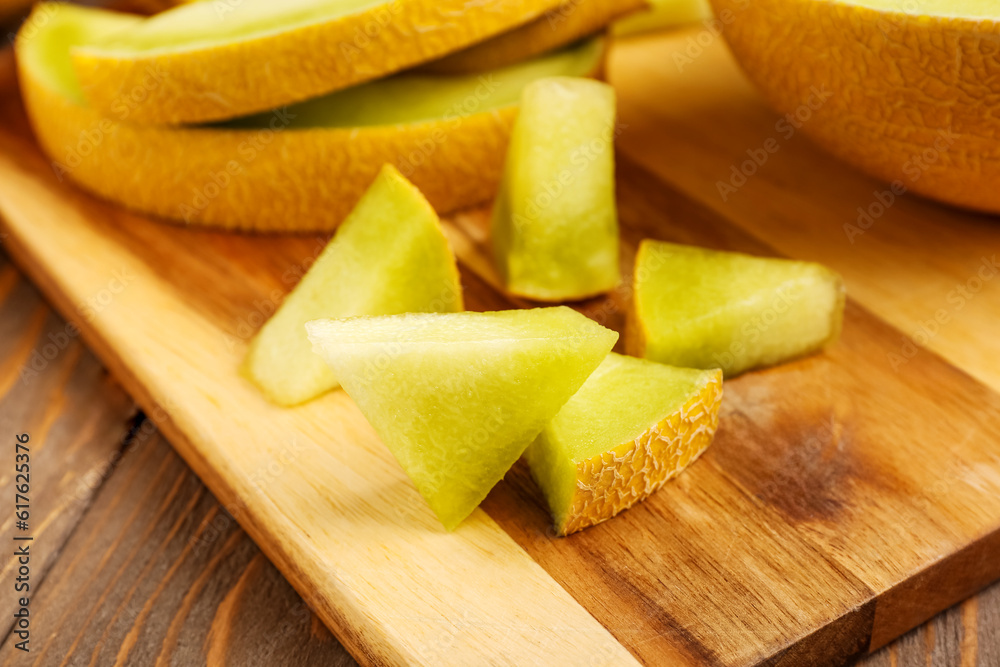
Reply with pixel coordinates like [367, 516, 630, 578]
[627, 241, 845, 376]
[306, 308, 618, 530]
[15, 3, 605, 232]
[528, 353, 722, 535]
[421, 0, 647, 75]
[242, 165, 463, 407]
[491, 77, 619, 301]
[69, 0, 572, 125]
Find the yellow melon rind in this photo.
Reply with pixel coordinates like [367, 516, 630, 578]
[71, 0, 571, 125]
[712, 0, 1000, 213]
[558, 371, 723, 535]
[20, 76, 515, 232]
[421, 0, 648, 74]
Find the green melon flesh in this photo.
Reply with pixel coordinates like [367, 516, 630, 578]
[306, 308, 618, 530]
[628, 241, 845, 376]
[24, 3, 605, 127]
[491, 77, 620, 302]
[224, 38, 607, 129]
[242, 164, 463, 406]
[528, 353, 721, 534]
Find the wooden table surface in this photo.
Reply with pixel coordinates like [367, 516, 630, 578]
[0, 254, 997, 667]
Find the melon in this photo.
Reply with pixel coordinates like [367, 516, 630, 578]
[528, 353, 722, 535]
[15, 3, 606, 231]
[491, 77, 619, 302]
[422, 0, 646, 74]
[69, 0, 573, 124]
[627, 241, 844, 376]
[242, 165, 463, 407]
[713, 0, 1000, 213]
[306, 308, 618, 530]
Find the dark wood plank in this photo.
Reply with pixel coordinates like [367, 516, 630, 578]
[0, 423, 357, 667]
[0, 251, 137, 641]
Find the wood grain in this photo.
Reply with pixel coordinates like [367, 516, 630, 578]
[0, 421, 356, 667]
[0, 253, 137, 641]
[0, 61, 636, 667]
[609, 31, 1000, 394]
[2, 26, 1000, 667]
[0, 255, 997, 666]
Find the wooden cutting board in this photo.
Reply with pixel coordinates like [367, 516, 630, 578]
[2, 26, 1000, 667]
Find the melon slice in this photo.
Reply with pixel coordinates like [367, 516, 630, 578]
[627, 241, 845, 376]
[69, 0, 572, 125]
[491, 77, 619, 301]
[528, 353, 722, 535]
[306, 308, 618, 530]
[15, 3, 605, 231]
[421, 0, 647, 74]
[242, 165, 463, 407]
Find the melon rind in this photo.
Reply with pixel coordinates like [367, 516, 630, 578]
[15, 4, 606, 232]
[70, 0, 573, 125]
[712, 0, 1000, 213]
[421, 0, 647, 74]
[528, 353, 722, 535]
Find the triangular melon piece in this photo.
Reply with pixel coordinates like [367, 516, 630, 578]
[242, 165, 463, 407]
[627, 241, 845, 376]
[306, 308, 618, 530]
[528, 353, 722, 535]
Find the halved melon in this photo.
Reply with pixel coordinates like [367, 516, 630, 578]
[713, 0, 1000, 213]
[627, 241, 844, 376]
[242, 165, 462, 407]
[528, 353, 722, 535]
[306, 308, 618, 530]
[15, 3, 605, 232]
[70, 0, 571, 124]
[491, 77, 619, 301]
